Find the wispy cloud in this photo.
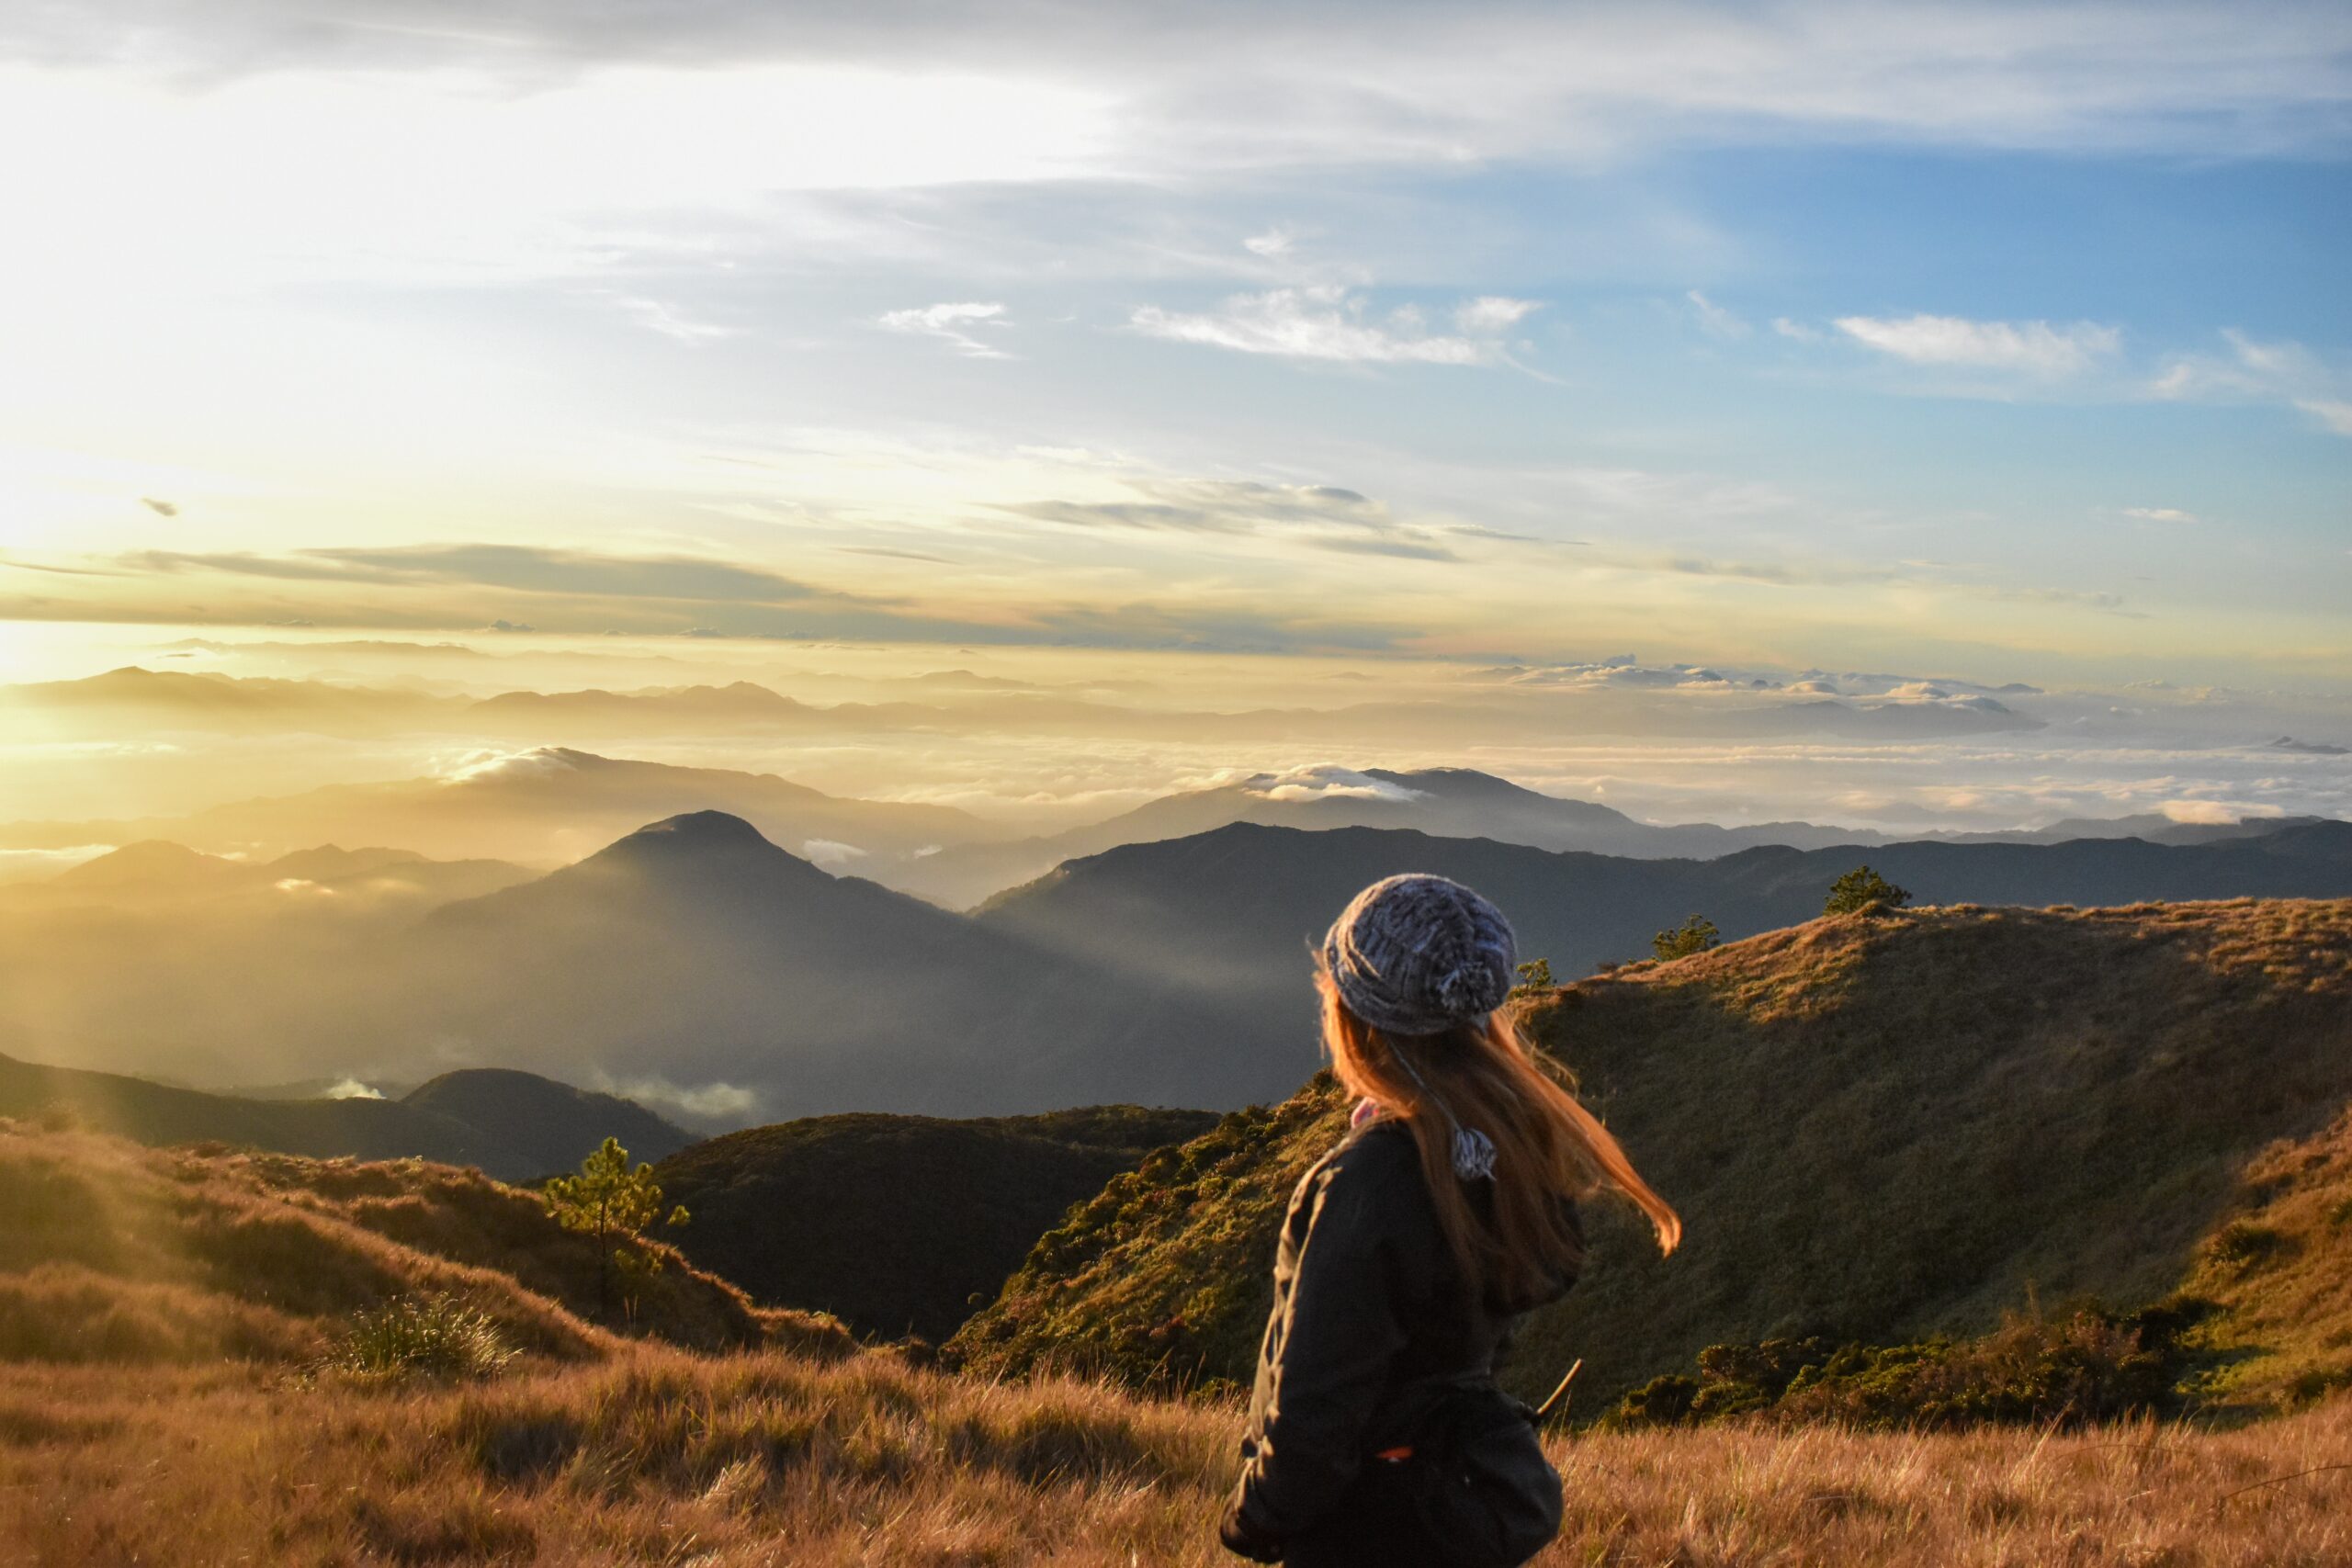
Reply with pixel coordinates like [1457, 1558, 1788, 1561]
[2300, 400, 2352, 436]
[1129, 286, 1540, 368]
[123, 545, 846, 604]
[2121, 506, 2199, 525]
[594, 291, 732, 344]
[877, 301, 1012, 358]
[1686, 290, 1750, 339]
[1835, 314, 2120, 375]
[2151, 330, 2352, 437]
[1001, 478, 1463, 560]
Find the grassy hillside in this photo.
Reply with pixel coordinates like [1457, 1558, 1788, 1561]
[3, 1342, 2347, 1564]
[0, 1055, 687, 1182]
[2172, 1107, 2352, 1411]
[956, 899, 2352, 1416]
[4, 1110, 2349, 1563]
[656, 1105, 1219, 1342]
[0, 1122, 851, 1365]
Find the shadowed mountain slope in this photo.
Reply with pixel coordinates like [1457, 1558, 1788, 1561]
[655, 1105, 1219, 1342]
[0, 1055, 684, 1182]
[400, 1069, 693, 1173]
[953, 899, 2352, 1417]
[398, 812, 1254, 1120]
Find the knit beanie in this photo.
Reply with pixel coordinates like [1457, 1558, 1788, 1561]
[1320, 874, 1519, 1036]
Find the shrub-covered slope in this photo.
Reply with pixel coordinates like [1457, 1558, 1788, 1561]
[955, 899, 2352, 1416]
[0, 1122, 851, 1366]
[656, 1105, 1219, 1341]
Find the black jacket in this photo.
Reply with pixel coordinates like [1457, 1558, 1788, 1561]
[1225, 1118, 1579, 1551]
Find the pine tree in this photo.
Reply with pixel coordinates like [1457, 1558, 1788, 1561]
[542, 1137, 689, 1316]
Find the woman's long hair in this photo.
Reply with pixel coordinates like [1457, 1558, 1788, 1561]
[1318, 970, 1680, 1305]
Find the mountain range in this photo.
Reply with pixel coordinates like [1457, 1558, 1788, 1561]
[0, 746, 997, 869]
[881, 765, 2323, 908]
[1, 744, 2322, 908]
[6, 808, 2350, 1120]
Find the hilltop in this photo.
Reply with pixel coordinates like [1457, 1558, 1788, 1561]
[955, 898, 2352, 1416]
[656, 1105, 1219, 1341]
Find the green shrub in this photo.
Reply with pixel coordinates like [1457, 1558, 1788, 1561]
[1825, 866, 1912, 916]
[1603, 1305, 2193, 1431]
[324, 1292, 516, 1383]
[2204, 1221, 2288, 1269]
[1651, 916, 1721, 962]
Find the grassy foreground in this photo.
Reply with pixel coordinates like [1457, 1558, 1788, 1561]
[2, 1348, 2348, 1566]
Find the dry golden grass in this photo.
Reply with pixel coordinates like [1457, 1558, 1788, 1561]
[2175, 1107, 2352, 1411]
[0, 1348, 2346, 1566]
[0, 1122, 852, 1366]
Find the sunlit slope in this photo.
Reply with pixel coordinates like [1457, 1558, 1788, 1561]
[656, 1105, 1218, 1341]
[2173, 1107, 2352, 1411]
[0, 1123, 851, 1364]
[954, 900, 2352, 1414]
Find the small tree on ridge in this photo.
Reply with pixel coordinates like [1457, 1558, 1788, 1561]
[1825, 865, 1912, 917]
[543, 1136, 689, 1317]
[1652, 915, 1721, 962]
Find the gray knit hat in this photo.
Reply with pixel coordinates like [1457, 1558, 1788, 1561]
[1320, 874, 1519, 1036]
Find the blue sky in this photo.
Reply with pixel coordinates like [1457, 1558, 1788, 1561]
[0, 0, 2346, 688]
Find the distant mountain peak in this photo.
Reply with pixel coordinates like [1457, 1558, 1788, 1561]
[53, 840, 235, 887]
[608, 810, 776, 854]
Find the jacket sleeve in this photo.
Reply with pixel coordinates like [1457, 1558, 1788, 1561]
[1228, 1148, 1418, 1542]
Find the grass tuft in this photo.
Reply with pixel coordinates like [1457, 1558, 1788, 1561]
[322, 1292, 518, 1385]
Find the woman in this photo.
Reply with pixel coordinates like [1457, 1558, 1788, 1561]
[1218, 874, 1681, 1567]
